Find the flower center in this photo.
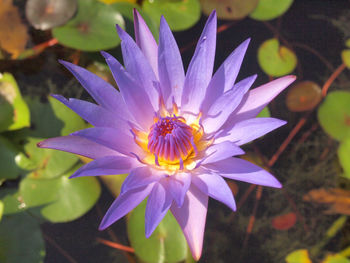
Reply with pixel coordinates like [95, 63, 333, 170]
[147, 116, 194, 163]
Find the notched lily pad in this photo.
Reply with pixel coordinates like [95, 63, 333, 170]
[285, 249, 312, 263]
[25, 0, 78, 30]
[286, 81, 322, 112]
[338, 138, 350, 179]
[143, 0, 201, 31]
[127, 200, 188, 263]
[341, 49, 350, 69]
[53, 0, 125, 51]
[322, 254, 350, 263]
[200, 0, 259, 20]
[318, 91, 350, 141]
[258, 38, 297, 77]
[249, 0, 294, 21]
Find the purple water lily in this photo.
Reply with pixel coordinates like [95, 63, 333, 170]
[38, 10, 295, 260]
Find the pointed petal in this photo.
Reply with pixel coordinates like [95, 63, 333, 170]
[99, 184, 153, 230]
[171, 184, 208, 261]
[121, 167, 165, 194]
[70, 156, 138, 178]
[202, 75, 256, 134]
[202, 141, 245, 164]
[204, 158, 282, 188]
[233, 75, 296, 123]
[51, 95, 128, 129]
[116, 25, 159, 110]
[215, 118, 287, 145]
[101, 52, 155, 129]
[158, 16, 185, 106]
[167, 172, 191, 207]
[200, 39, 250, 114]
[37, 135, 119, 159]
[181, 11, 217, 114]
[145, 181, 172, 237]
[133, 9, 158, 77]
[192, 173, 236, 211]
[59, 60, 129, 117]
[72, 127, 138, 156]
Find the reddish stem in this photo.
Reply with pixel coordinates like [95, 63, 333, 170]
[43, 234, 78, 263]
[321, 63, 346, 97]
[33, 38, 59, 52]
[97, 238, 135, 253]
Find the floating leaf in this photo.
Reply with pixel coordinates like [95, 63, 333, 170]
[257, 106, 271, 118]
[20, 165, 101, 222]
[341, 50, 350, 69]
[200, 0, 259, 20]
[25, 0, 78, 30]
[258, 38, 297, 77]
[285, 249, 312, 263]
[322, 254, 350, 263]
[0, 136, 24, 180]
[0, 201, 3, 221]
[303, 188, 350, 215]
[0, 189, 26, 215]
[271, 212, 297, 230]
[53, 0, 125, 51]
[128, 200, 188, 263]
[0, 73, 30, 132]
[0, 213, 45, 263]
[249, 0, 293, 21]
[338, 138, 350, 178]
[0, 0, 29, 58]
[286, 81, 322, 112]
[143, 0, 201, 31]
[318, 91, 350, 141]
[99, 0, 136, 3]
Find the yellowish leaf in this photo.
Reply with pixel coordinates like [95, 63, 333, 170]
[286, 249, 312, 263]
[99, 0, 136, 4]
[322, 253, 350, 263]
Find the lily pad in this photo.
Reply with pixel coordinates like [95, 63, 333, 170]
[20, 165, 101, 222]
[53, 0, 125, 51]
[142, 0, 201, 31]
[0, 189, 26, 215]
[200, 0, 259, 20]
[322, 254, 350, 263]
[285, 249, 312, 263]
[318, 91, 350, 141]
[249, 0, 294, 21]
[0, 73, 30, 132]
[257, 106, 271, 118]
[338, 138, 350, 179]
[0, 136, 25, 180]
[0, 213, 45, 263]
[25, 0, 78, 30]
[286, 81, 322, 112]
[99, 0, 136, 3]
[0, 201, 3, 221]
[258, 38, 297, 77]
[341, 49, 350, 69]
[127, 200, 188, 263]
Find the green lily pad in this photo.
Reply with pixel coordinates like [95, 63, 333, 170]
[286, 81, 322, 112]
[200, 0, 259, 20]
[127, 200, 188, 263]
[0, 189, 26, 215]
[0, 136, 25, 180]
[257, 106, 271, 118]
[0, 73, 30, 132]
[142, 0, 201, 31]
[20, 165, 101, 222]
[341, 49, 350, 69]
[338, 138, 350, 179]
[0, 201, 3, 221]
[249, 0, 293, 21]
[322, 254, 350, 263]
[285, 249, 312, 263]
[318, 91, 350, 141]
[0, 213, 45, 263]
[53, 0, 125, 51]
[258, 38, 297, 77]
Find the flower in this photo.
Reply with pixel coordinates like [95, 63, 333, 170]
[38, 10, 295, 260]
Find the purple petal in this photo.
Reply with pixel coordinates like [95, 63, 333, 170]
[232, 75, 296, 123]
[145, 181, 172, 237]
[202, 141, 244, 165]
[70, 156, 138, 178]
[200, 39, 250, 114]
[101, 52, 155, 130]
[116, 25, 159, 110]
[181, 11, 217, 114]
[37, 135, 120, 159]
[192, 173, 236, 211]
[121, 167, 165, 194]
[99, 184, 153, 230]
[72, 127, 138, 157]
[59, 60, 129, 118]
[171, 184, 208, 261]
[202, 74, 257, 134]
[133, 9, 158, 77]
[51, 95, 129, 129]
[204, 158, 282, 188]
[215, 118, 287, 145]
[167, 172, 191, 207]
[158, 16, 185, 106]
